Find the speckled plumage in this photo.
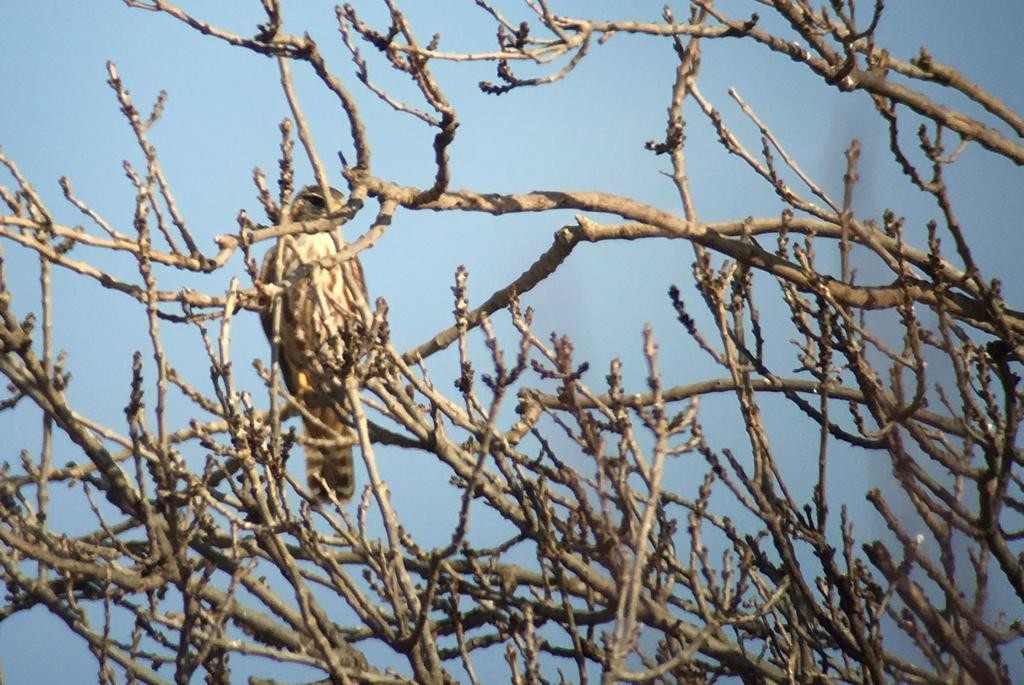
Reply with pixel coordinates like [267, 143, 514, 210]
[260, 186, 367, 501]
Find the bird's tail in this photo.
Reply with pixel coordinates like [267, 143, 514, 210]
[302, 403, 356, 501]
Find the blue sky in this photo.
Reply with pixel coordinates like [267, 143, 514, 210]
[2, 1, 1023, 682]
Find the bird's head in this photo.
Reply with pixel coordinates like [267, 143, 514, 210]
[291, 185, 345, 222]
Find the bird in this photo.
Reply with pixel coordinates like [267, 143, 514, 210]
[259, 185, 367, 502]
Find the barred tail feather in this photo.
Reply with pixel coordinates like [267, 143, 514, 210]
[303, 404, 356, 502]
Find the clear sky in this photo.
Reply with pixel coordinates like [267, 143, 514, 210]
[1, 1, 1022, 682]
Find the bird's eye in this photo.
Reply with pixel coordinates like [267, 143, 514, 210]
[305, 193, 325, 208]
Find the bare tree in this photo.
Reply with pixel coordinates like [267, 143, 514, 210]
[2, 1, 1022, 683]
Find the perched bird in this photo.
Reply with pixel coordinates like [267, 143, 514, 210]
[260, 185, 367, 501]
